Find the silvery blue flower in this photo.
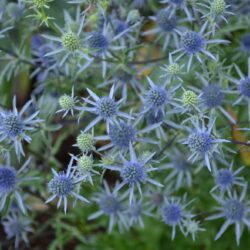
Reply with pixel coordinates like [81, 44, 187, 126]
[46, 157, 89, 213]
[207, 186, 250, 245]
[0, 97, 42, 158]
[78, 85, 131, 133]
[160, 0, 193, 20]
[143, 9, 186, 50]
[210, 162, 245, 194]
[0, 157, 34, 214]
[2, 213, 32, 249]
[88, 181, 128, 233]
[173, 22, 229, 71]
[183, 118, 229, 171]
[226, 58, 250, 120]
[103, 143, 163, 204]
[161, 195, 194, 239]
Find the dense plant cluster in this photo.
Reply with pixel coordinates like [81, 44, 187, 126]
[0, 0, 250, 249]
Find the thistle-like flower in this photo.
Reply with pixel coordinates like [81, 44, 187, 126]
[160, 0, 193, 20]
[161, 195, 194, 239]
[2, 213, 32, 249]
[183, 118, 229, 171]
[72, 154, 99, 185]
[141, 77, 181, 115]
[226, 58, 250, 120]
[183, 219, 205, 241]
[103, 143, 163, 204]
[43, 8, 91, 69]
[210, 162, 245, 194]
[88, 181, 128, 233]
[173, 22, 229, 71]
[160, 149, 193, 189]
[95, 117, 160, 151]
[0, 97, 42, 158]
[160, 54, 185, 83]
[143, 9, 185, 50]
[78, 85, 131, 133]
[194, 74, 236, 124]
[240, 33, 250, 53]
[127, 199, 153, 228]
[74, 131, 95, 153]
[0, 157, 34, 214]
[207, 186, 250, 245]
[46, 158, 89, 213]
[56, 87, 78, 118]
[198, 0, 234, 35]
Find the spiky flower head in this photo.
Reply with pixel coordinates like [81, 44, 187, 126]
[211, 0, 226, 16]
[58, 94, 75, 111]
[0, 98, 41, 158]
[2, 214, 32, 249]
[182, 90, 198, 107]
[161, 196, 193, 239]
[166, 63, 180, 75]
[146, 86, 168, 109]
[223, 199, 245, 222]
[183, 219, 205, 241]
[216, 169, 234, 190]
[162, 203, 182, 226]
[96, 97, 117, 119]
[48, 173, 74, 197]
[156, 10, 177, 32]
[188, 132, 212, 155]
[0, 166, 17, 194]
[46, 165, 89, 213]
[207, 186, 250, 245]
[77, 155, 94, 174]
[240, 33, 250, 52]
[109, 122, 136, 149]
[0, 158, 33, 214]
[182, 31, 204, 54]
[121, 162, 146, 185]
[99, 193, 122, 216]
[146, 110, 164, 125]
[0, 113, 23, 139]
[61, 32, 80, 52]
[201, 84, 224, 108]
[239, 77, 250, 98]
[87, 32, 109, 54]
[76, 132, 95, 153]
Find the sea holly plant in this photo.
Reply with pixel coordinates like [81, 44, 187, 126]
[1, 0, 250, 249]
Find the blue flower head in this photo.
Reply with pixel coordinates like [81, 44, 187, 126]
[88, 181, 128, 233]
[87, 31, 109, 54]
[211, 162, 245, 194]
[0, 157, 34, 214]
[240, 33, 250, 52]
[162, 195, 194, 239]
[156, 10, 177, 32]
[0, 97, 42, 158]
[207, 186, 250, 245]
[2, 213, 32, 249]
[226, 58, 250, 120]
[183, 118, 229, 171]
[103, 143, 162, 205]
[46, 157, 89, 213]
[173, 22, 229, 71]
[78, 85, 131, 133]
[201, 84, 224, 108]
[95, 116, 160, 151]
